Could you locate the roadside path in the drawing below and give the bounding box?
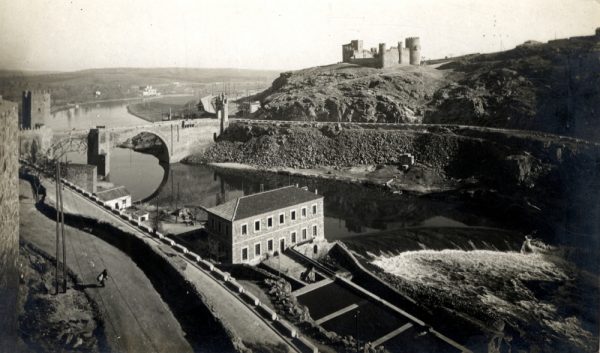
[31,174,299,352]
[19,179,193,353]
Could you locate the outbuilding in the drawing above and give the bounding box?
[95,186,132,210]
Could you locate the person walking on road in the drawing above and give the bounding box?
[97,269,108,287]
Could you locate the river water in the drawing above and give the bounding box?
[49,101,514,242]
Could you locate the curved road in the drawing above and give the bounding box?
[19,179,193,353]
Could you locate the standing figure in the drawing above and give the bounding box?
[97,269,108,287]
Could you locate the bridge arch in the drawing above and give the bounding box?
[119,129,172,164]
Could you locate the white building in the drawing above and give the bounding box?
[141,86,159,97]
[96,186,132,210]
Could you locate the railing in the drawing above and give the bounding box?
[20,158,315,353]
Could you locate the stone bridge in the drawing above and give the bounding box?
[87,119,222,176]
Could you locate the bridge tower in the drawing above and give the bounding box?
[216,93,229,135]
[22,90,50,129]
[87,127,110,177]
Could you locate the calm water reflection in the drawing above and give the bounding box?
[47,101,508,240]
[50,100,148,130]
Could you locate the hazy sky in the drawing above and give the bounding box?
[1,0,598,72]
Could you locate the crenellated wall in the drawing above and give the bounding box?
[342,37,421,68]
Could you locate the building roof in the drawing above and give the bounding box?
[131,209,149,217]
[206,186,322,221]
[96,186,130,201]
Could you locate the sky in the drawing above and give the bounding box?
[1,0,599,72]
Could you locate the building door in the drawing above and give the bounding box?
[280,238,285,252]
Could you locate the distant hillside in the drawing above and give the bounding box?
[253,32,600,141]
[0,67,279,108]
[425,34,600,140]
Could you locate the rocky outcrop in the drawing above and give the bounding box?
[253,64,448,124]
[425,36,600,140]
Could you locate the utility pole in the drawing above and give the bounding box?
[54,162,60,295]
[59,158,67,292]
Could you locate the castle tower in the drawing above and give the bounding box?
[21,90,50,129]
[405,37,421,65]
[351,40,363,52]
[87,127,111,177]
[216,93,229,135]
[378,43,387,68]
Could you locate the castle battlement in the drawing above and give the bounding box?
[342,37,421,69]
[22,89,51,129]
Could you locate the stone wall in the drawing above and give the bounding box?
[63,163,97,193]
[0,97,19,351]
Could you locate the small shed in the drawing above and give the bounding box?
[132,209,149,222]
[96,186,132,210]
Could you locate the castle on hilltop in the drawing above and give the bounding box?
[342,37,421,68]
[21,90,50,129]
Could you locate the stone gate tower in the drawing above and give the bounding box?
[87,127,111,177]
[22,90,50,129]
[215,93,229,135]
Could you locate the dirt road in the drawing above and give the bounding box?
[19,179,193,353]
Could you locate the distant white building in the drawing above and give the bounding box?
[141,86,159,97]
[95,186,132,210]
[249,101,261,113]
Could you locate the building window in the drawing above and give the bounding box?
[242,247,248,261]
[291,210,296,221]
[226,225,230,235]
[241,224,248,235]
[279,213,285,225]
[313,225,317,237]
[267,239,273,252]
[254,220,261,232]
[210,218,214,229]
[218,222,222,233]
[255,243,261,256]
[302,228,307,240]
[267,216,273,228]
[301,207,307,218]
[312,204,317,215]
[291,231,297,244]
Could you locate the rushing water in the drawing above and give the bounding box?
[48,100,516,241]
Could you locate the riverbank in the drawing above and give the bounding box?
[204,162,461,194]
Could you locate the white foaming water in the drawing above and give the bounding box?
[372,248,568,283]
[371,247,597,352]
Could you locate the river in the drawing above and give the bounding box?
[49,100,516,242]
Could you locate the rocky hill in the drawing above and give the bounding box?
[253,31,600,141]
[254,63,451,124]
